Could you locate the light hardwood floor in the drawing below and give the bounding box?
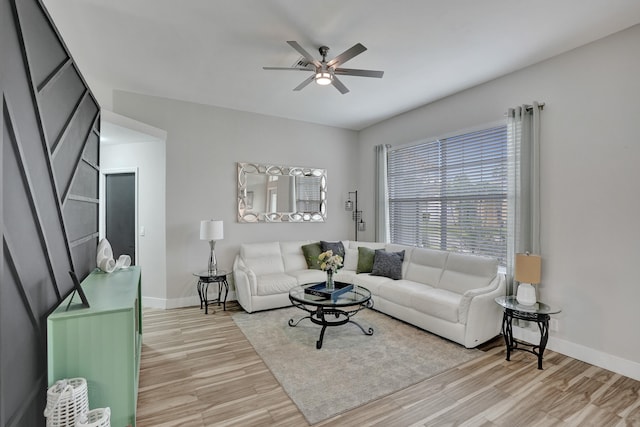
[136,302,640,427]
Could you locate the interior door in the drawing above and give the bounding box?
[105,172,136,263]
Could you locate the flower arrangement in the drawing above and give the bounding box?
[318,250,343,273]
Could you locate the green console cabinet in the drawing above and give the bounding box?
[47,266,142,427]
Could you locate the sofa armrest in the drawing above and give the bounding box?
[458,274,506,324]
[460,273,506,347]
[233,255,258,313]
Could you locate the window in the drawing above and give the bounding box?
[387,125,508,264]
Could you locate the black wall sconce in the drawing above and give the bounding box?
[345,190,365,241]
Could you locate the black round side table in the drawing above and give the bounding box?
[495,295,561,369]
[194,270,229,314]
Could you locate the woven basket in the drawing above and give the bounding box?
[75,407,110,427]
[44,378,89,427]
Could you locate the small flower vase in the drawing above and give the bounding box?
[326,270,334,290]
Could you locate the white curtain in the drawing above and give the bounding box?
[375,144,391,243]
[506,102,542,294]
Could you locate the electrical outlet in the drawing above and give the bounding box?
[549,318,559,332]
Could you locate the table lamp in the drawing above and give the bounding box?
[200,220,224,275]
[515,252,541,305]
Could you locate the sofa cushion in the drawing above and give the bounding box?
[354,273,395,295]
[320,240,345,258]
[356,246,376,273]
[405,247,449,286]
[281,241,312,272]
[301,242,323,270]
[410,288,462,323]
[288,269,326,286]
[255,273,298,296]
[377,280,432,307]
[371,249,405,280]
[240,242,285,275]
[342,247,359,271]
[438,253,498,294]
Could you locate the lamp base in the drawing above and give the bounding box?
[208,240,218,276]
[516,283,537,305]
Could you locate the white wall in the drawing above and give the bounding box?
[104,24,640,379]
[359,24,640,379]
[100,113,167,308]
[111,93,359,306]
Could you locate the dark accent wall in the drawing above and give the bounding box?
[1,0,100,425]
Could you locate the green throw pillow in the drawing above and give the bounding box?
[302,242,323,270]
[356,246,376,273]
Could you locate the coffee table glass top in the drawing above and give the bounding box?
[289,283,371,307]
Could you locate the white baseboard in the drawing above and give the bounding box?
[141,296,172,309]
[142,292,237,310]
[513,326,640,381]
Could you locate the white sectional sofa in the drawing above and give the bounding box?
[233,240,506,348]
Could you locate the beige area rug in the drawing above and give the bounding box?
[232,307,481,424]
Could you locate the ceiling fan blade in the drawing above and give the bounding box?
[263,66,314,72]
[331,76,350,94]
[327,43,367,68]
[293,75,315,91]
[334,68,384,78]
[287,41,322,68]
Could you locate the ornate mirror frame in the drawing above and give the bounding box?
[237,162,327,223]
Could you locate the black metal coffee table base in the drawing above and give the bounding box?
[289,298,374,349]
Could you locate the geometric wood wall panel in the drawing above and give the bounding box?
[1,0,100,425]
[10,0,67,91]
[63,199,99,243]
[52,96,98,200]
[40,64,86,151]
[84,128,99,166]
[70,160,99,199]
[71,236,99,280]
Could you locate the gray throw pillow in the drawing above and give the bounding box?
[356,246,376,274]
[301,242,323,269]
[371,249,405,280]
[320,241,345,258]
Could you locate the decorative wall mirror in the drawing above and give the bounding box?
[237,162,327,222]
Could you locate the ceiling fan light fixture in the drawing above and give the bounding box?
[263,41,383,94]
[315,71,332,86]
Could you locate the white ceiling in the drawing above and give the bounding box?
[43,0,640,131]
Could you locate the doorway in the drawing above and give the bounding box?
[101,169,138,264]
[100,110,167,308]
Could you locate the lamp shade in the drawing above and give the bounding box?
[200,220,224,241]
[345,200,353,211]
[515,253,541,284]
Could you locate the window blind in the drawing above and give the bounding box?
[388,125,508,264]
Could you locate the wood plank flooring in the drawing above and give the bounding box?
[136,303,640,426]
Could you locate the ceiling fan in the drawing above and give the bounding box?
[263,41,384,94]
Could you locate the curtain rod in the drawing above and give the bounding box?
[504,102,545,116]
[525,102,545,111]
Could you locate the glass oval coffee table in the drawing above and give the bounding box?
[289,282,374,349]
